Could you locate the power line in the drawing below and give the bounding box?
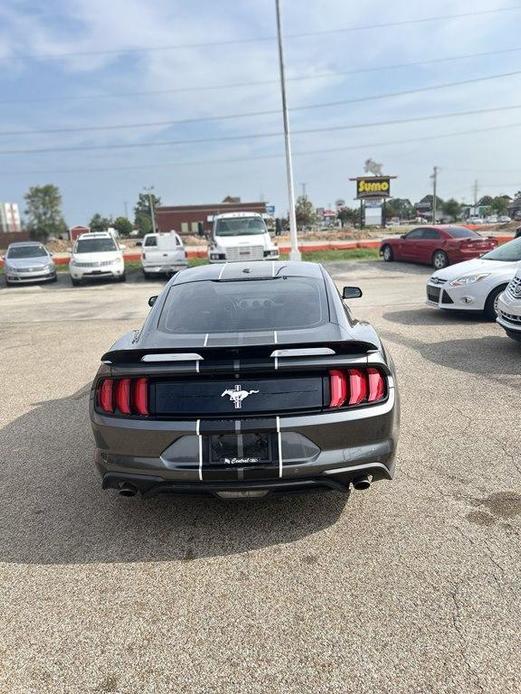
[3,71,521,139]
[5,119,521,174]
[4,6,520,61]
[3,44,521,106]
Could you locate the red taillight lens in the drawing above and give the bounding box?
[329,370,347,408]
[99,378,114,413]
[329,368,386,408]
[367,367,385,402]
[348,368,368,405]
[97,377,149,416]
[115,378,131,415]
[134,377,149,416]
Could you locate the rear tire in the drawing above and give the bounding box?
[432,250,449,269]
[484,284,507,321]
[382,245,394,262]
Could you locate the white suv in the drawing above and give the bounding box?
[208,212,279,263]
[69,232,125,286]
[496,268,521,342]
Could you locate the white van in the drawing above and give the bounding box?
[496,268,521,342]
[208,212,279,263]
[141,231,188,278]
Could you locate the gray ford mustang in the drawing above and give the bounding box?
[90,261,399,499]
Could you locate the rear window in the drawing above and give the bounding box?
[445,226,481,239]
[158,277,328,333]
[144,236,158,247]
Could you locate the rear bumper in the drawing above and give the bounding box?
[91,388,399,496]
[142,262,188,273]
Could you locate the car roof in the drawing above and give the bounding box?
[214,212,263,220]
[171,260,323,285]
[78,231,113,238]
[7,241,45,248]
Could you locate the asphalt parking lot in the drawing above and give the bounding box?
[1,260,520,694]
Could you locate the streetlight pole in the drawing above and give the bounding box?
[144,186,157,234]
[431,166,439,223]
[275,0,301,261]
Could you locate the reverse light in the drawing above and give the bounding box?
[329,368,386,408]
[97,377,149,416]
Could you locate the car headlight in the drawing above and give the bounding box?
[449,273,491,287]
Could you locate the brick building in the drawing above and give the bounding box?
[155,198,267,235]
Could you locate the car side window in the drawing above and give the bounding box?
[422,228,441,240]
[405,228,424,240]
[144,237,158,247]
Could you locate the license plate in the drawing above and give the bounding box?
[209,433,272,465]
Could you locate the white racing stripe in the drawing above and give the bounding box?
[203,333,209,347]
[218,263,227,280]
[276,416,283,478]
[273,330,278,370]
[196,420,203,481]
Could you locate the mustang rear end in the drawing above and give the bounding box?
[90,261,399,499]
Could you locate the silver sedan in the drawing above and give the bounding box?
[2,241,57,286]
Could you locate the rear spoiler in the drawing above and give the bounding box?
[101,340,380,366]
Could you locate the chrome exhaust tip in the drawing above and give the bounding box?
[352,475,372,491]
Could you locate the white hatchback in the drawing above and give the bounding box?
[426,236,521,319]
[69,232,125,286]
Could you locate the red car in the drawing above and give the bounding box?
[380,225,497,270]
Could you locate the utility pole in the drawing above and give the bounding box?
[431,166,439,223]
[275,0,301,261]
[301,182,307,199]
[473,180,479,207]
[124,201,128,219]
[144,186,157,234]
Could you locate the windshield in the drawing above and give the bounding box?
[481,236,521,262]
[158,277,328,333]
[76,238,117,253]
[7,245,47,259]
[446,226,481,239]
[215,217,266,237]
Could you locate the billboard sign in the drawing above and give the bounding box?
[356,177,391,199]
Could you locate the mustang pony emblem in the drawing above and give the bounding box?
[221,384,260,409]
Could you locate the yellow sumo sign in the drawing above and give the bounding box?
[356,177,391,198]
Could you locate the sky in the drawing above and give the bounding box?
[1,0,521,224]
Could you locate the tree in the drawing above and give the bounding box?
[385,198,414,219]
[134,192,161,236]
[24,184,67,242]
[478,195,494,207]
[295,195,316,227]
[491,196,509,215]
[89,213,113,232]
[337,206,359,227]
[442,198,461,220]
[113,216,133,237]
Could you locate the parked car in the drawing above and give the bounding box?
[467,216,484,224]
[208,212,279,263]
[2,241,56,286]
[485,215,498,224]
[498,215,511,223]
[90,261,399,499]
[380,225,497,270]
[141,231,188,279]
[69,231,125,286]
[426,235,521,319]
[496,269,521,341]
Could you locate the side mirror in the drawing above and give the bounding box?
[49,252,54,257]
[135,240,142,247]
[148,295,158,307]
[400,234,406,239]
[342,286,362,299]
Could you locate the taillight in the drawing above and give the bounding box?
[328,368,386,408]
[97,377,149,416]
[99,378,114,413]
[329,370,347,408]
[134,377,149,416]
